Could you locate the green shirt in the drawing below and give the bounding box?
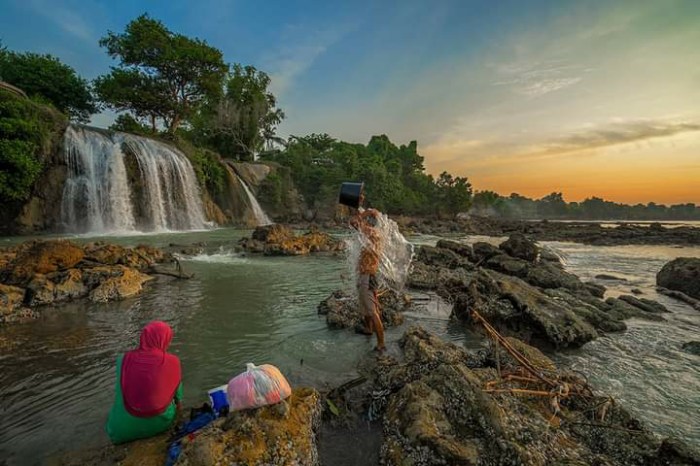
[105,354,183,444]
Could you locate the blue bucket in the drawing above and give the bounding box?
[207,385,229,413]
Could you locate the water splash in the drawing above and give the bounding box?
[236,173,272,226]
[61,125,209,233]
[345,209,414,293]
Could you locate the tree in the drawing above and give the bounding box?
[192,64,284,160]
[0,48,97,122]
[435,172,473,218]
[95,14,228,133]
[109,113,154,135]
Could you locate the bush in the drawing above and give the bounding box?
[0,90,66,201]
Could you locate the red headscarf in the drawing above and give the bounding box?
[121,321,182,417]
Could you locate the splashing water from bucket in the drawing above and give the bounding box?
[345,210,414,294]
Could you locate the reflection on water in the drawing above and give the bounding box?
[0,229,464,465]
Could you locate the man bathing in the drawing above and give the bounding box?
[350,202,385,352]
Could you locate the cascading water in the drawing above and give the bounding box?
[60,125,209,233]
[236,173,272,226]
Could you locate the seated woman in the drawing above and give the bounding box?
[106,321,183,444]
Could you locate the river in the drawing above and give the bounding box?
[0,229,699,464]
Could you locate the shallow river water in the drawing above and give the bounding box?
[0,229,699,464]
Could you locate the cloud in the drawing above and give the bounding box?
[493,60,586,97]
[264,22,357,98]
[25,0,93,42]
[540,119,700,154]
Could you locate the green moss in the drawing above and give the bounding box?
[175,138,227,197]
[0,89,67,202]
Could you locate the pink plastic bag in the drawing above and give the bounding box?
[227,363,292,411]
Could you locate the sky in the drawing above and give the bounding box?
[2,0,699,204]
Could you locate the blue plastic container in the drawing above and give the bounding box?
[207,385,229,413]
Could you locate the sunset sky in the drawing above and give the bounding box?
[2,0,699,204]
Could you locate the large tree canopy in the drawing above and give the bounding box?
[191,64,285,160]
[94,14,228,133]
[0,47,97,122]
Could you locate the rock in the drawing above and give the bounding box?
[631,288,643,295]
[605,297,665,322]
[681,341,700,356]
[373,326,700,466]
[407,262,474,292]
[584,281,606,298]
[618,295,668,314]
[414,245,465,269]
[657,258,700,300]
[485,254,529,277]
[25,275,57,306]
[5,240,84,285]
[178,388,321,466]
[83,243,167,269]
[452,269,599,349]
[499,233,539,261]
[434,239,475,261]
[524,261,587,292]
[539,247,563,268]
[88,266,153,303]
[595,273,628,282]
[656,287,700,311]
[0,283,37,323]
[243,225,343,256]
[317,289,408,330]
[472,242,501,262]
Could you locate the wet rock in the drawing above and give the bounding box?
[595,273,628,281]
[406,262,474,292]
[374,326,700,466]
[584,281,607,298]
[485,254,529,277]
[0,283,37,323]
[499,233,539,261]
[243,225,343,256]
[631,288,644,295]
[317,289,408,330]
[472,242,501,262]
[657,258,700,300]
[605,297,665,322]
[539,247,563,268]
[452,269,599,349]
[681,341,700,356]
[88,266,153,303]
[4,240,84,285]
[657,287,700,311]
[618,294,668,314]
[434,239,475,261]
[178,388,321,466]
[414,245,466,269]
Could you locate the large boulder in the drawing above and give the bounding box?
[499,233,539,262]
[317,289,408,330]
[657,258,700,300]
[177,388,322,466]
[5,240,84,285]
[88,266,154,303]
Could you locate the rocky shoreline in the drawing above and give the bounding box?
[395,215,700,246]
[0,239,179,324]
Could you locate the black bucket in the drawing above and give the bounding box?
[338,182,364,209]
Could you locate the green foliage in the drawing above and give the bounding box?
[191,64,285,161]
[470,191,700,220]
[262,133,471,217]
[0,90,65,201]
[0,48,97,122]
[95,14,228,133]
[179,142,227,196]
[109,114,154,136]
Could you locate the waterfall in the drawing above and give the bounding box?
[235,173,272,226]
[61,125,209,233]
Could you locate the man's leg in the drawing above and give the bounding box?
[371,290,385,350]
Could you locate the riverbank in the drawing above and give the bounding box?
[2,227,700,464]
